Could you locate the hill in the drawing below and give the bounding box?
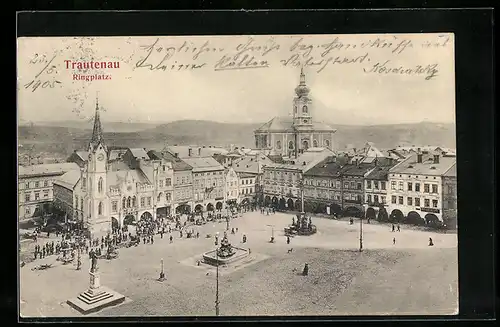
[18,120,456,158]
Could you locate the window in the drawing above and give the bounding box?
[344,182,349,189]
[415,197,420,207]
[98,202,103,215]
[166,193,171,201]
[166,178,172,186]
[374,195,379,203]
[25,207,30,214]
[324,139,330,147]
[147,197,152,206]
[140,197,145,207]
[381,182,386,190]
[43,190,49,198]
[367,180,372,189]
[391,181,396,190]
[407,197,413,206]
[408,182,413,191]
[98,177,103,193]
[25,193,30,202]
[159,180,164,188]
[313,139,318,147]
[25,182,30,189]
[415,183,420,192]
[82,178,86,188]
[432,199,438,208]
[127,197,131,208]
[381,196,386,204]
[367,195,372,203]
[132,196,136,207]
[182,177,186,184]
[112,201,117,212]
[44,180,48,187]
[276,140,282,149]
[432,184,438,193]
[350,181,356,189]
[424,184,430,193]
[398,196,404,205]
[302,105,308,113]
[391,196,396,204]
[122,197,126,208]
[34,181,39,188]
[34,192,40,200]
[157,193,162,201]
[398,182,404,190]
[81,199,83,210]
[374,181,379,190]
[357,182,362,190]
[424,199,430,207]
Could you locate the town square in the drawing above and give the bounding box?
[20,210,457,317]
[17,34,458,317]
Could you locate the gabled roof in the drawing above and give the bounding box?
[53,169,81,190]
[19,162,80,178]
[73,151,89,161]
[304,156,344,177]
[166,145,228,159]
[340,163,375,177]
[266,148,335,172]
[365,165,393,180]
[107,169,150,188]
[232,154,274,175]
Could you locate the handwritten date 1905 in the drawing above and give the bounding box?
[24,55,62,92]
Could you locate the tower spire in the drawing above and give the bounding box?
[90,93,105,151]
[300,66,306,85]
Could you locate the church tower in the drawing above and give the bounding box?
[292,68,313,127]
[86,96,110,236]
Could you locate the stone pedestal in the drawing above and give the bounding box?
[67,271,126,315]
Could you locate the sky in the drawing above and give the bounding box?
[17,34,455,125]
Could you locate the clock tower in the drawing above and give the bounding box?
[85,96,110,236]
[292,67,313,127]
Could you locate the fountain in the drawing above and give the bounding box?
[284,213,317,236]
[203,233,249,266]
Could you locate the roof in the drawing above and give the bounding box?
[19,162,80,178]
[265,148,335,172]
[389,152,456,176]
[108,149,128,161]
[237,172,256,179]
[304,157,344,177]
[254,116,336,133]
[340,163,375,177]
[108,160,130,171]
[166,145,228,159]
[232,154,274,175]
[107,169,150,188]
[128,148,149,160]
[74,151,89,161]
[147,150,192,171]
[182,157,224,172]
[53,170,81,190]
[443,162,457,177]
[365,165,393,180]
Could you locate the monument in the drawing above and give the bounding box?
[203,232,249,266]
[67,251,126,314]
[284,213,317,236]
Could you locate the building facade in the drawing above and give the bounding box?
[262,148,335,211]
[387,151,456,224]
[18,162,80,220]
[441,163,457,229]
[363,165,391,220]
[225,167,239,204]
[254,68,337,157]
[237,172,256,206]
[183,157,226,214]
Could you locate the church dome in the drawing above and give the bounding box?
[294,68,310,97]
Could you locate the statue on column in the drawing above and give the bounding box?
[90,250,99,273]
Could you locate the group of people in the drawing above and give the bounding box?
[260,207,276,215]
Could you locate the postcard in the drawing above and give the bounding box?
[17,33,457,317]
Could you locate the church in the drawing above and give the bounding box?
[254,68,337,158]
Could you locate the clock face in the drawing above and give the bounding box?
[97,154,104,161]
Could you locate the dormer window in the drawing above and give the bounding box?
[302,105,308,113]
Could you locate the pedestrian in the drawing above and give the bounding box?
[151,235,154,244]
[287,236,290,245]
[33,250,37,260]
[397,224,401,232]
[428,237,434,246]
[160,231,164,239]
[169,235,173,243]
[302,263,309,276]
[242,234,247,243]
[392,224,395,232]
[42,247,46,258]
[180,231,183,238]
[393,237,396,245]
[196,231,200,239]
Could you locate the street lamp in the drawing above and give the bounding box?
[298,179,305,214]
[359,213,363,252]
[215,247,220,316]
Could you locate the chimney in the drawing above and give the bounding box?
[174,153,178,158]
[198,148,201,156]
[188,148,192,157]
[433,154,440,164]
[417,153,423,163]
[303,161,306,166]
